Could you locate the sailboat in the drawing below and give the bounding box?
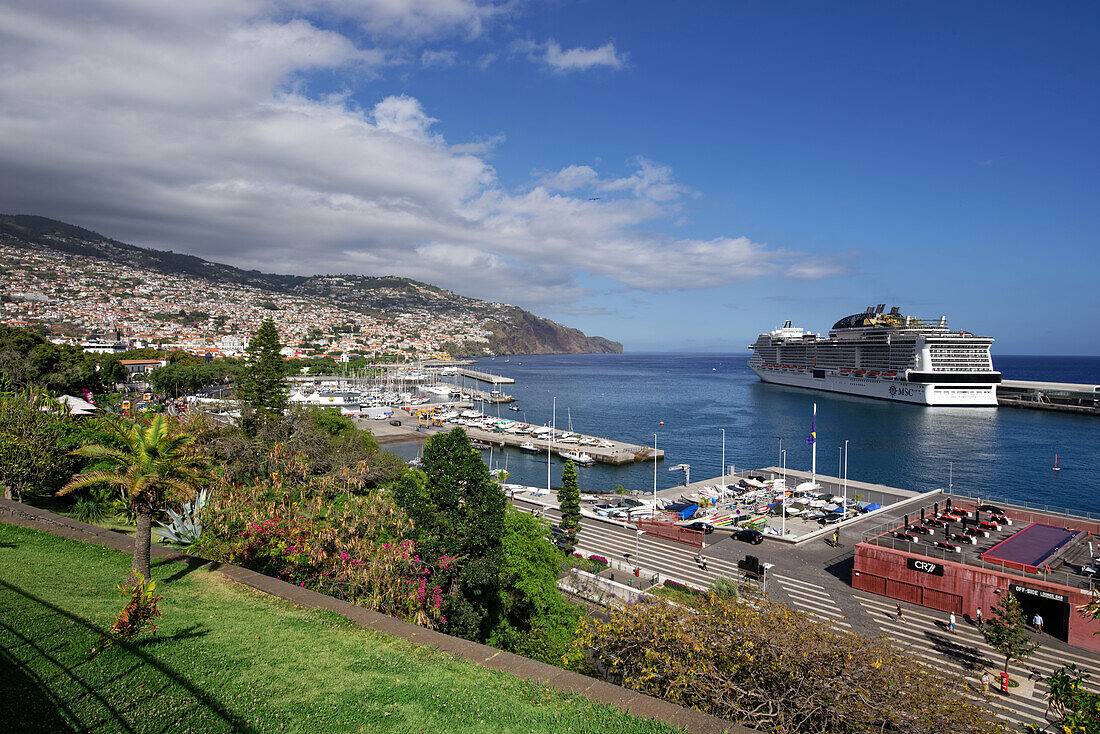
[1053,454,1061,472]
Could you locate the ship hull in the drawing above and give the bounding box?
[750,366,997,406]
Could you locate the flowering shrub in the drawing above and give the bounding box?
[588,554,608,565]
[193,463,447,627]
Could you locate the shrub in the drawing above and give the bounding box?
[104,572,162,648]
[567,590,1006,734]
[193,474,445,627]
[73,496,110,524]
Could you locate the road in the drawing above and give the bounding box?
[517,496,1100,731]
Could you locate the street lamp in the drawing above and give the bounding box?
[720,428,726,486]
[778,437,783,477]
[949,461,953,492]
[843,439,849,514]
[653,433,658,509]
[781,448,787,536]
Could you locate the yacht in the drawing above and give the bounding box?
[747,305,1000,406]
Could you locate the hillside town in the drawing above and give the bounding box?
[0,243,495,360]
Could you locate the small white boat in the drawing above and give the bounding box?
[559,450,595,466]
[519,441,540,454]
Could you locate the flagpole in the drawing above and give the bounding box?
[811,403,817,486]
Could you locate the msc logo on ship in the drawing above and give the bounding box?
[889,384,914,397]
[889,384,897,396]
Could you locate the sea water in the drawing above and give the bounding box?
[387,354,1100,515]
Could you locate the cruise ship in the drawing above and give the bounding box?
[747,305,1000,406]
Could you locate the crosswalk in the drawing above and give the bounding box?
[855,594,1100,729]
[519,497,1100,730]
[770,573,852,630]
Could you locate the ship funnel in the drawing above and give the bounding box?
[783,320,792,328]
[939,315,947,327]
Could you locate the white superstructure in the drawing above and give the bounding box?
[747,305,1000,406]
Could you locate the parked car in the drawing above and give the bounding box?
[389,419,402,426]
[733,529,764,545]
[683,521,715,534]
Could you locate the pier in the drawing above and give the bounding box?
[453,385,514,404]
[455,368,514,384]
[459,425,662,465]
[997,379,1100,415]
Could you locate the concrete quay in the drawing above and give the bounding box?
[458,424,663,465]
[455,367,514,384]
[359,407,664,464]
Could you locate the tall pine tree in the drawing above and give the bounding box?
[393,427,506,641]
[558,459,580,552]
[237,319,287,424]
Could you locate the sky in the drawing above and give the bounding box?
[0,1,1097,354]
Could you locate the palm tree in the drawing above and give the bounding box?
[59,415,204,580]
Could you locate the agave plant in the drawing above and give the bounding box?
[155,488,208,546]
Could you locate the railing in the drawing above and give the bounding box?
[860,493,1100,593]
[636,519,705,548]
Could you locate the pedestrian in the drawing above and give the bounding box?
[701,556,709,571]
[981,670,991,694]
[1033,613,1044,634]
[975,607,983,627]
[949,612,957,634]
[832,528,840,547]
[895,603,903,622]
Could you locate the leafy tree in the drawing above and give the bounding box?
[1038,663,1100,731]
[0,393,77,500]
[0,325,102,394]
[59,416,205,580]
[393,427,505,641]
[490,510,580,664]
[236,319,287,424]
[981,591,1040,675]
[558,460,580,552]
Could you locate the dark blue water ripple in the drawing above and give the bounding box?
[389,354,1100,514]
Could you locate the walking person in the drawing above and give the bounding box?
[895,603,904,622]
[701,556,709,571]
[975,607,984,628]
[981,670,991,695]
[832,528,840,548]
[949,612,957,634]
[1033,613,1044,634]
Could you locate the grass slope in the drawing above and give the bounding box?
[0,523,681,734]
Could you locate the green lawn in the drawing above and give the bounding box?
[0,522,683,734]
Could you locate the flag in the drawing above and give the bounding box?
[806,407,816,445]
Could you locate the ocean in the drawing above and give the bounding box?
[386,354,1100,515]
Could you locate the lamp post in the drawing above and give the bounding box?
[781,448,787,536]
[838,447,843,495]
[720,428,726,486]
[843,439,849,514]
[547,396,555,493]
[777,437,783,479]
[653,433,658,509]
[949,461,953,493]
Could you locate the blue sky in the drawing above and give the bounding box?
[0,1,1096,353]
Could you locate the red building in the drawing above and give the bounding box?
[853,498,1100,651]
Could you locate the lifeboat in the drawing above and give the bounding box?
[839,368,852,374]
[867,371,880,377]
[853,370,866,376]
[882,371,896,377]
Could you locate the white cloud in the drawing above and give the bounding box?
[0,1,842,311]
[515,38,627,73]
[421,49,458,67]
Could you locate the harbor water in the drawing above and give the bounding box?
[386,353,1100,514]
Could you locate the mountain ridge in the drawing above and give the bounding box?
[0,214,622,356]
